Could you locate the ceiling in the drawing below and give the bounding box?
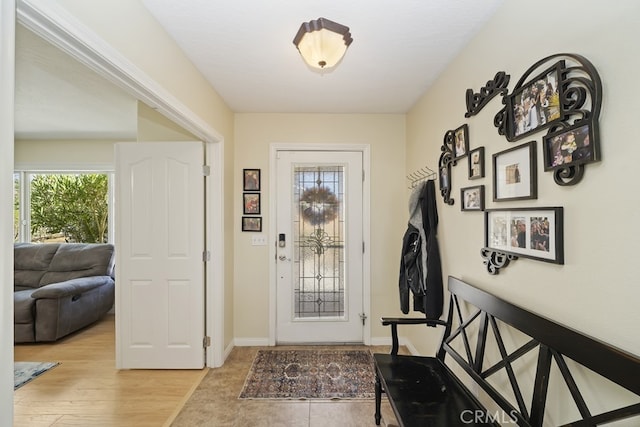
[14,0,504,140]
[141,0,504,113]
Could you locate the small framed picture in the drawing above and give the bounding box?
[468,147,485,180]
[453,124,469,160]
[243,193,261,214]
[243,168,260,191]
[492,141,537,202]
[484,207,563,264]
[460,185,485,211]
[542,122,598,171]
[242,216,262,232]
[439,166,450,192]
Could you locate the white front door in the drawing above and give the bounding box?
[115,141,205,369]
[276,150,364,343]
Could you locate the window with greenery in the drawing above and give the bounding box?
[14,172,112,244]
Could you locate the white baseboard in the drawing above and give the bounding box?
[234,337,271,347]
[222,341,234,363]
[231,336,420,356]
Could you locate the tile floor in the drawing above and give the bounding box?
[171,345,400,427]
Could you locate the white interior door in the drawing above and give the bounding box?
[115,141,205,369]
[276,150,364,343]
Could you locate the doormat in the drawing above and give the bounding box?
[14,361,59,390]
[238,349,375,400]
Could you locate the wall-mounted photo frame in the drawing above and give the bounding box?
[492,141,537,202]
[542,122,598,171]
[243,192,261,214]
[506,62,563,141]
[242,216,262,232]
[453,124,469,160]
[468,147,485,180]
[460,185,484,212]
[438,163,454,205]
[243,168,261,191]
[484,207,563,264]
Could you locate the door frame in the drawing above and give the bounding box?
[15,0,226,368]
[269,144,371,346]
[1,1,16,424]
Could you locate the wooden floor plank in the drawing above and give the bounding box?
[14,314,205,426]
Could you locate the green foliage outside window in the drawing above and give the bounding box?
[30,174,108,243]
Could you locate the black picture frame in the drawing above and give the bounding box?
[243,168,260,191]
[242,216,262,232]
[484,207,564,265]
[438,164,452,199]
[453,124,469,160]
[542,122,598,171]
[460,185,485,212]
[506,62,564,142]
[468,147,485,180]
[492,141,537,202]
[243,192,260,215]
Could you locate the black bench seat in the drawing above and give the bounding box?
[374,353,499,426]
[374,276,640,427]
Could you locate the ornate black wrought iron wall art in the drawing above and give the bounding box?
[493,53,602,186]
[438,129,457,205]
[465,71,510,117]
[480,248,517,275]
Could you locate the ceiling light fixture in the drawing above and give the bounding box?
[293,17,353,70]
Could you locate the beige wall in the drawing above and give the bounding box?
[15,139,117,166]
[137,102,199,142]
[406,0,640,422]
[233,113,406,341]
[15,103,202,168]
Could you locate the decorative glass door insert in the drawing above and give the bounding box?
[293,166,345,319]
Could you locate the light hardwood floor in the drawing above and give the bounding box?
[14,313,207,426]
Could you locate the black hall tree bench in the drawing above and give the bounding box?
[374,276,640,426]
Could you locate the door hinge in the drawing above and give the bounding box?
[359,313,368,326]
[202,165,211,176]
[362,169,365,182]
[203,250,211,262]
[203,336,211,348]
[362,241,365,254]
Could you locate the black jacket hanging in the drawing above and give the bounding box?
[399,223,422,314]
[420,179,444,319]
[398,179,443,320]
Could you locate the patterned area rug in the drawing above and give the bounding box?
[14,361,59,390]
[239,349,375,400]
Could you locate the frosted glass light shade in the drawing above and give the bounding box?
[293,18,352,70]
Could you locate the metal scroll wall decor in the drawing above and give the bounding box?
[493,53,602,186]
[438,129,457,205]
[465,71,510,117]
[480,249,518,275]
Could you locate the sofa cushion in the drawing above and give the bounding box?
[14,243,60,289]
[39,243,115,286]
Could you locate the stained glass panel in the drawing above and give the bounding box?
[292,166,345,319]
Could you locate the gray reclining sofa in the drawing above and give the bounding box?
[14,242,115,343]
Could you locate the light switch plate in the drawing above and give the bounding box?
[251,235,268,246]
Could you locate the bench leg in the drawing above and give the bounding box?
[375,374,382,425]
